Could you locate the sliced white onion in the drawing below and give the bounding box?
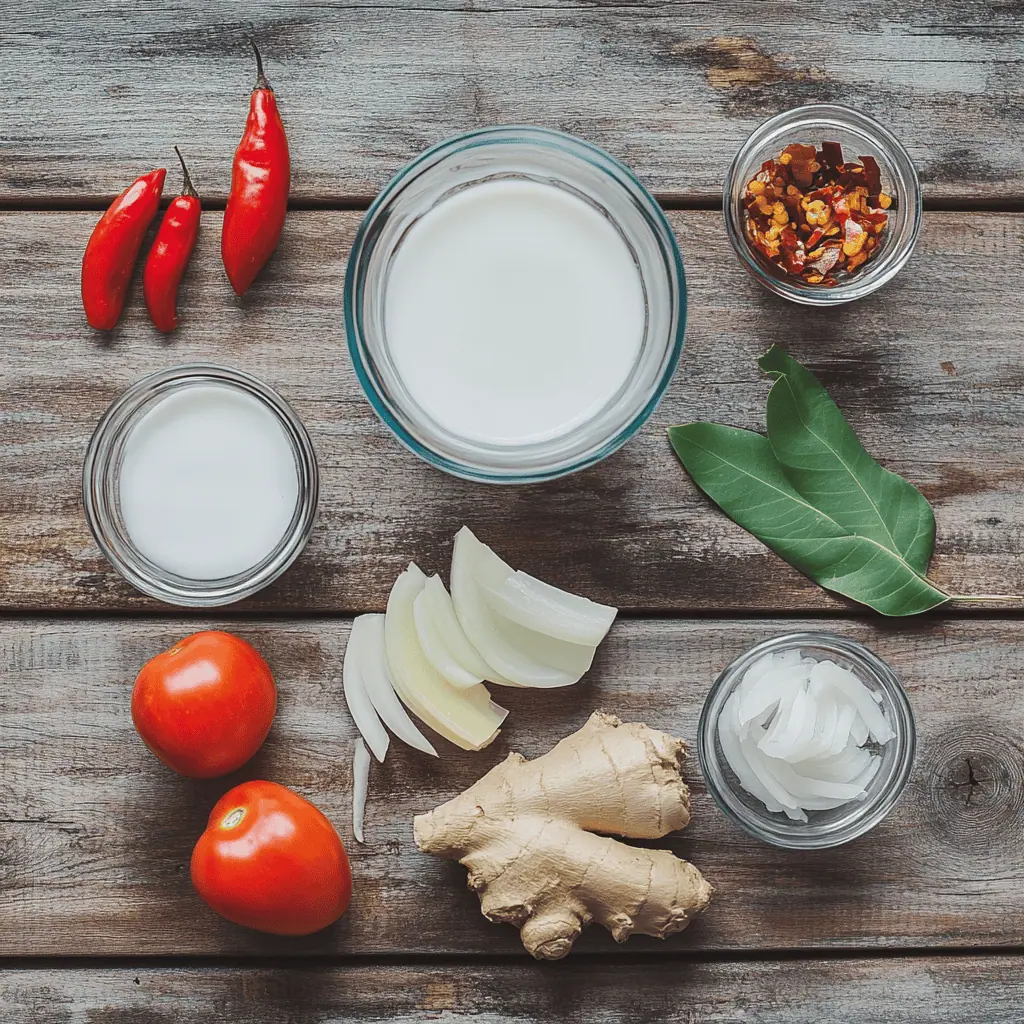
[738,666,801,727]
[385,562,507,751]
[418,573,499,683]
[742,732,807,821]
[450,528,577,688]
[764,756,868,801]
[719,693,789,815]
[760,687,798,747]
[352,738,370,844]
[356,614,437,757]
[825,703,857,758]
[484,570,617,647]
[810,660,895,743]
[773,649,803,669]
[342,618,390,763]
[414,584,482,689]
[717,648,896,820]
[739,652,777,691]
[850,715,870,747]
[793,697,839,761]
[790,792,860,811]
[759,685,815,760]
[498,618,596,679]
[849,752,883,795]
[792,744,872,784]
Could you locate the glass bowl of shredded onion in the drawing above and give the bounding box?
[697,633,916,849]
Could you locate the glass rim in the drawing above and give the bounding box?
[82,364,320,607]
[344,125,687,484]
[723,103,922,307]
[697,631,917,850]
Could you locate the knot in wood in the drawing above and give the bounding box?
[923,723,1024,862]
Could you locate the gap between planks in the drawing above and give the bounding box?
[2,944,1022,971]
[4,196,1024,213]
[5,607,1024,623]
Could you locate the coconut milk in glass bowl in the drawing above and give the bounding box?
[83,365,319,607]
[345,126,687,483]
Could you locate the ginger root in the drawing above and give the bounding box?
[413,711,712,959]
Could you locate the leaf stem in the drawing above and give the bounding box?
[923,577,1024,603]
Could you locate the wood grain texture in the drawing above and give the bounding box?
[2,209,1022,615]
[4,2,1023,203]
[4,957,1024,1023]
[2,617,1021,956]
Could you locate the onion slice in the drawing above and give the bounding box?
[352,738,370,844]
[385,562,507,751]
[498,618,597,679]
[484,570,617,647]
[418,573,502,683]
[342,618,390,763]
[356,614,437,757]
[414,582,483,689]
[450,528,577,688]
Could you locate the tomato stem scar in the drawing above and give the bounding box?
[221,808,246,829]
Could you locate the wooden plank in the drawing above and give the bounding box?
[4,3,1023,203]
[4,957,1023,1023]
[2,617,1021,956]
[1,209,1022,615]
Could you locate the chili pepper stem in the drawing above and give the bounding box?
[250,39,271,91]
[174,146,198,198]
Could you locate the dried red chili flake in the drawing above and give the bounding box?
[859,155,883,196]
[742,139,893,286]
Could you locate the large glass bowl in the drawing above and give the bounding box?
[345,126,686,484]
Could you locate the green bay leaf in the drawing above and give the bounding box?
[668,422,948,616]
[759,345,936,575]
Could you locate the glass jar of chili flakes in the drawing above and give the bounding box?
[724,105,921,306]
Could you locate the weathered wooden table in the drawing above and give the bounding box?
[3,4,1023,1021]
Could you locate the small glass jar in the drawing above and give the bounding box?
[82,365,319,607]
[697,632,916,849]
[724,104,921,306]
[345,126,687,484]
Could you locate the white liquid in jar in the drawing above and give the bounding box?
[118,385,300,580]
[384,179,646,445]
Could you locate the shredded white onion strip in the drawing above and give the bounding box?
[352,739,370,844]
[342,618,390,763]
[355,614,438,757]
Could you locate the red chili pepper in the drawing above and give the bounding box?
[143,147,202,333]
[222,41,290,297]
[81,168,166,330]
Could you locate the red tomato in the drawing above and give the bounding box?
[131,631,276,778]
[191,780,352,935]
